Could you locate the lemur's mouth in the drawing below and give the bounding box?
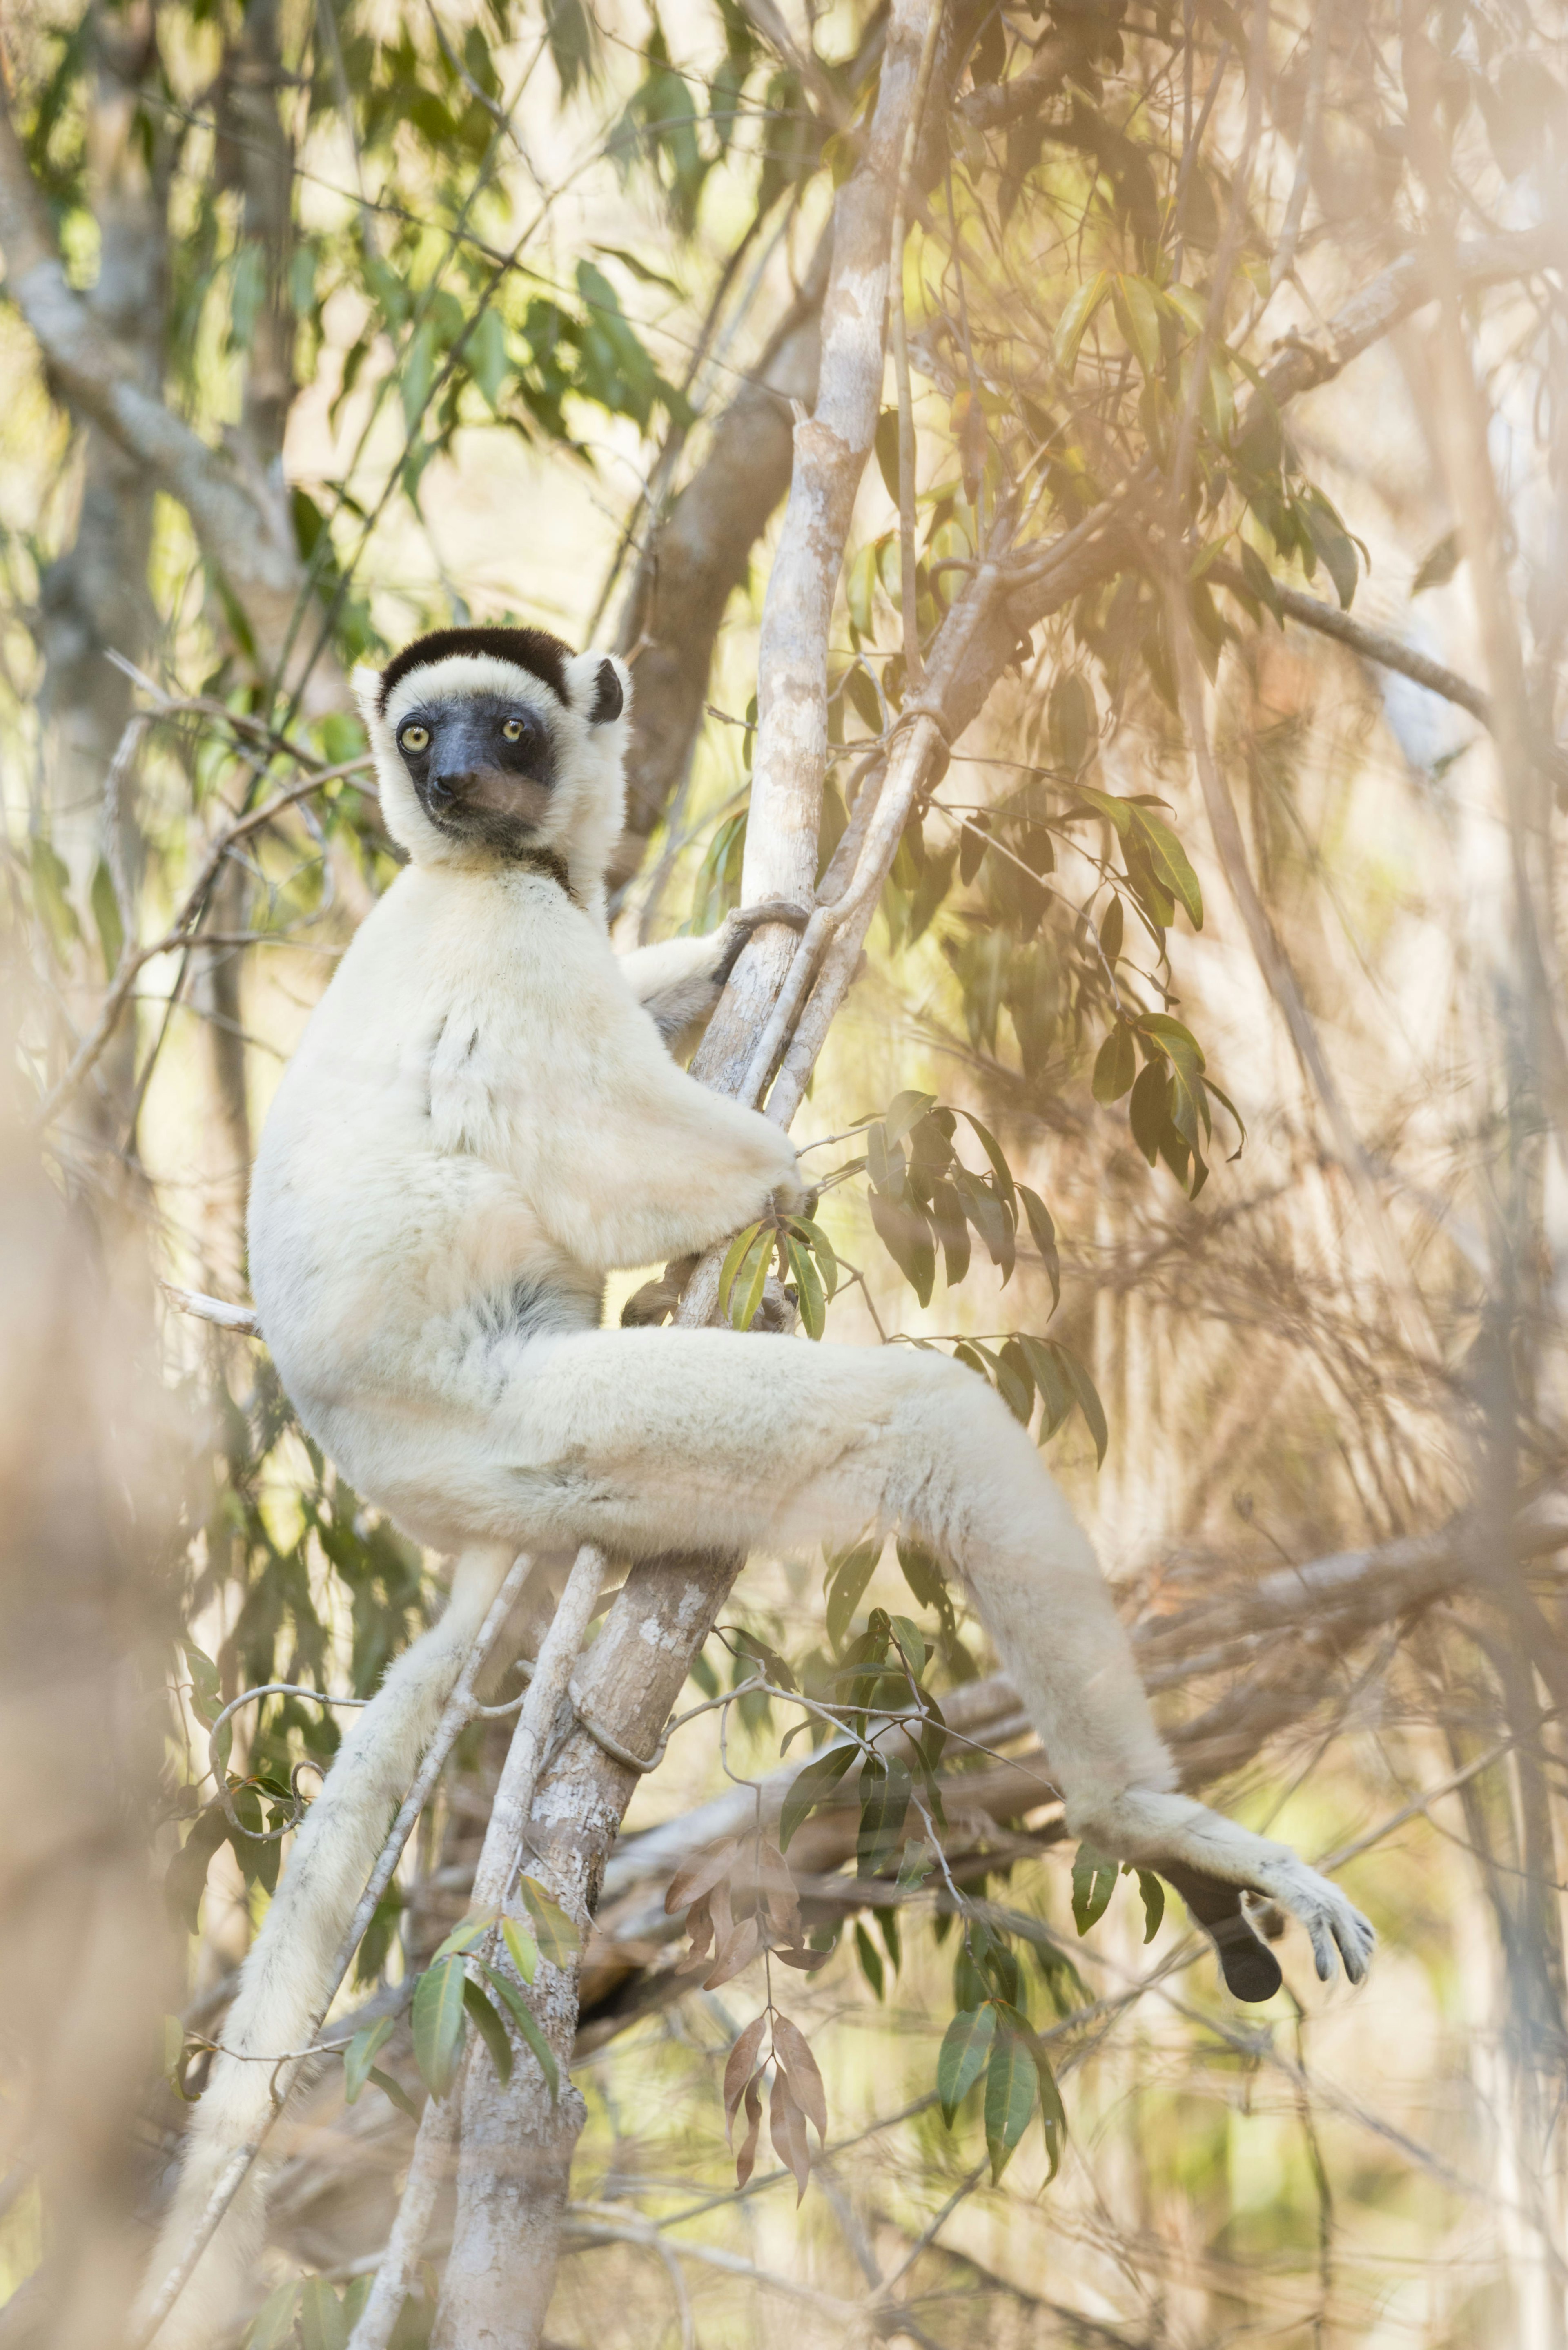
[425,767,555,835]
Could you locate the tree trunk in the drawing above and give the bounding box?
[33,0,167,1136]
[428,6,969,2337]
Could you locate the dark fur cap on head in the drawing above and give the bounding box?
[373,625,624,727]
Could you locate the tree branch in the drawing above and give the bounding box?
[0,78,327,694]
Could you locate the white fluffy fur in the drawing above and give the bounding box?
[140,635,1372,2343]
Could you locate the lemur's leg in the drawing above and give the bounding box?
[432,1326,1371,1988]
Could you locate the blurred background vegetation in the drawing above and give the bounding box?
[3,0,1568,2341]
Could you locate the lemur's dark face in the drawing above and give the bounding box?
[393,691,557,856]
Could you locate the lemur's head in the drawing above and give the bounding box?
[353,625,632,919]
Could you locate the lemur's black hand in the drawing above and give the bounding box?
[1157,1861,1284,2003]
[714,898,811,985]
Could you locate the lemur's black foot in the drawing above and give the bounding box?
[1159,1862,1283,2002]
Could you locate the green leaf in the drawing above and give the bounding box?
[502,1915,539,1985]
[930,1178,970,1287]
[1060,1349,1109,1467]
[429,1911,497,1964]
[984,2029,1037,2183]
[957,1111,1016,1207]
[89,858,123,976]
[1017,1336,1071,1438]
[786,1235,826,1340]
[718,1220,766,1321]
[1111,272,1162,375]
[937,2001,997,2125]
[1047,671,1096,773]
[412,1955,468,2098]
[1016,1186,1060,1313]
[997,2004,1067,2180]
[1128,806,1203,929]
[870,1189,935,1307]
[1129,1059,1169,1164]
[1072,1843,1118,1935]
[368,2066,419,2120]
[467,305,509,410]
[826,1540,881,1652]
[1301,491,1359,609]
[884,1089,937,1149]
[344,2014,394,2103]
[779,1742,856,1851]
[875,408,901,504]
[518,1877,581,1969]
[854,1919,886,1999]
[1239,537,1283,623]
[481,1964,560,2101]
[298,2277,349,2350]
[181,1639,222,1726]
[400,317,437,435]
[788,1215,839,1299]
[247,2282,301,2350]
[1093,1025,1136,1103]
[856,1754,913,1878]
[462,1978,513,2084]
[1033,2038,1067,2180]
[889,1614,927,1680]
[1132,1866,1165,1943]
[896,1536,952,1619]
[1054,270,1109,375]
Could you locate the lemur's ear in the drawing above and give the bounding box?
[566,649,631,727]
[351,663,383,726]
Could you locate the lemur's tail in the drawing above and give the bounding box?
[137,1543,519,2350]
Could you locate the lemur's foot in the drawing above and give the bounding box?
[1071,1788,1374,1996]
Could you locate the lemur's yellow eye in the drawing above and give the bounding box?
[502,718,523,741]
[400,722,430,754]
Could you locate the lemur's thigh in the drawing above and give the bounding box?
[448,1325,1172,1804]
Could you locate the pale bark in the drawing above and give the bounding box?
[350,1547,606,2350]
[694,0,957,1097]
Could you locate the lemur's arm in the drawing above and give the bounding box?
[503,934,806,1271]
[619,901,807,1046]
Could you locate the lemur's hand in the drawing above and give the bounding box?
[769,1173,812,1222]
[1070,1787,1374,1999]
[714,897,811,987]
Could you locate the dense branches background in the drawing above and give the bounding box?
[4,0,1568,2342]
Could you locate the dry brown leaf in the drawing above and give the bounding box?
[735,2076,764,2188]
[771,2013,827,2140]
[769,2065,812,2204]
[723,2014,767,2137]
[708,1873,734,1949]
[772,1943,834,1971]
[664,1837,741,1916]
[702,1912,761,1989]
[678,1892,715,1969]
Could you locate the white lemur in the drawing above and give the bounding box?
[142,624,1372,2343]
